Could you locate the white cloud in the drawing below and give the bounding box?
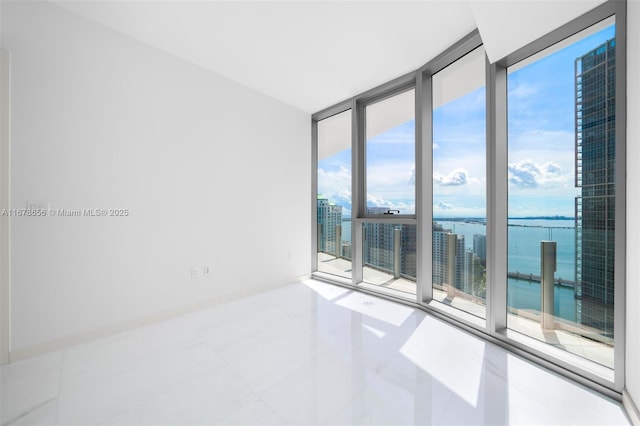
[508,159,568,189]
[320,163,416,214]
[318,166,350,194]
[366,193,414,214]
[318,166,353,215]
[367,162,415,200]
[508,160,539,188]
[434,168,469,186]
[366,193,388,208]
[435,201,453,210]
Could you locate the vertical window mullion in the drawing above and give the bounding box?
[311,119,319,273]
[487,61,508,334]
[353,99,364,285]
[613,1,626,391]
[417,71,433,303]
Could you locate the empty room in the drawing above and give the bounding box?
[1,0,639,424]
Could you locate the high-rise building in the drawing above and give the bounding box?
[473,234,487,265]
[363,222,416,278]
[317,197,343,255]
[362,207,417,278]
[363,222,395,271]
[432,222,465,290]
[400,225,417,277]
[464,250,484,297]
[454,236,466,290]
[574,38,616,337]
[432,222,451,287]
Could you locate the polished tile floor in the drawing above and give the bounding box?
[0,279,631,425]
[319,252,615,369]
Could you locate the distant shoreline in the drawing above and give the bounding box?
[431,216,574,221]
[341,216,576,224]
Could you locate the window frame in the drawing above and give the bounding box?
[416,30,487,327]
[311,0,626,398]
[359,83,417,220]
[492,1,626,393]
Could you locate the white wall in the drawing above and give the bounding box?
[0,1,310,358]
[0,48,11,364]
[626,0,640,418]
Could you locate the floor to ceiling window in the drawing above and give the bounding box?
[431,46,487,320]
[312,0,624,394]
[316,109,352,280]
[361,88,417,295]
[506,18,616,369]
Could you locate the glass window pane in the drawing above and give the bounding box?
[317,110,352,279]
[432,46,487,320]
[362,223,416,296]
[365,89,415,215]
[507,19,615,368]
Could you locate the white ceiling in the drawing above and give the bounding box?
[471,0,607,63]
[52,0,607,114]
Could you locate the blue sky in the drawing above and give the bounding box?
[507,23,615,217]
[318,23,615,218]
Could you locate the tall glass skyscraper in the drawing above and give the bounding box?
[317,197,342,255]
[575,38,616,338]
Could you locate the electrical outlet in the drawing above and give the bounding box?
[191,267,200,278]
[203,265,212,276]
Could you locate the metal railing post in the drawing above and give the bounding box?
[541,241,557,329]
[447,233,458,298]
[394,227,401,279]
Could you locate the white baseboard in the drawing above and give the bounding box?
[8,274,310,363]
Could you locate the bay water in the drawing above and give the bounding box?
[340,218,578,321]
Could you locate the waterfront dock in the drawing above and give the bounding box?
[507,271,575,287]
